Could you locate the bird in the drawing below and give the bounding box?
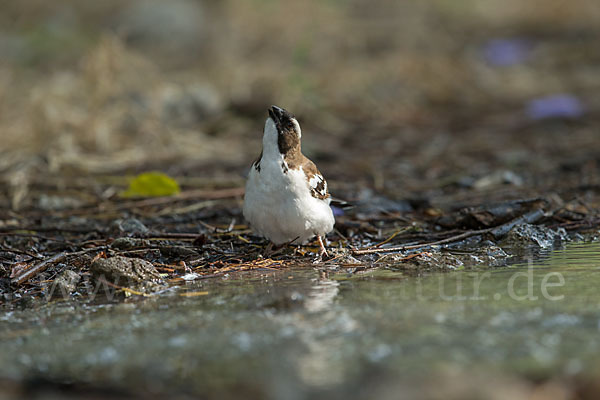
[243,105,335,257]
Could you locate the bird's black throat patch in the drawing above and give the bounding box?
[253,151,262,172]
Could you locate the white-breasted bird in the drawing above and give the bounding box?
[243,105,335,256]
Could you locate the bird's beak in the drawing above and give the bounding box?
[268,105,284,124]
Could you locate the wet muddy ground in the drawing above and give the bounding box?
[2,243,600,399]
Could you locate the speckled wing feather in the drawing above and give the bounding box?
[302,158,330,200]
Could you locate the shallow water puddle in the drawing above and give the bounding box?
[1,242,600,398]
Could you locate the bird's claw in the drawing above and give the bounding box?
[317,235,329,259]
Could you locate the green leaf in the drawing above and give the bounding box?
[121,172,180,198]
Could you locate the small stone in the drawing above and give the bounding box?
[402,249,465,270]
[38,194,85,211]
[51,270,81,298]
[159,246,199,259]
[485,244,509,259]
[507,223,568,248]
[181,273,201,281]
[0,278,12,298]
[473,170,523,189]
[90,256,163,290]
[111,237,150,250]
[111,218,149,235]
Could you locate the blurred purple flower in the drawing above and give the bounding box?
[483,38,532,66]
[526,95,584,120]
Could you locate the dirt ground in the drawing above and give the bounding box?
[1,0,599,299]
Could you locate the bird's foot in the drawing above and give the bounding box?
[317,235,329,259]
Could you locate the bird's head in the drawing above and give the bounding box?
[264,105,301,155]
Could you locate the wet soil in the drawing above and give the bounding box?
[2,243,600,400]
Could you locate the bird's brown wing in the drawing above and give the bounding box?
[301,157,330,200]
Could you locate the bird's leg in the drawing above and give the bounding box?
[317,235,328,258]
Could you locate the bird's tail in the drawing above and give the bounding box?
[330,198,354,210]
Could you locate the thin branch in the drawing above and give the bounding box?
[11,252,67,285]
[11,246,107,285]
[0,232,74,245]
[351,228,492,255]
[0,247,42,259]
[113,187,245,210]
[144,232,204,239]
[0,226,102,234]
[19,187,245,218]
[352,208,546,255]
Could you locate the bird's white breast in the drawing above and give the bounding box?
[243,154,334,245]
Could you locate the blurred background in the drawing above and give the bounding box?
[0,0,599,211]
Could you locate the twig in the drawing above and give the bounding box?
[352,208,547,255]
[1,247,42,259]
[0,226,103,234]
[0,232,74,245]
[197,220,240,234]
[20,187,245,218]
[551,217,600,231]
[352,228,492,255]
[11,252,67,285]
[144,232,204,239]
[113,187,244,210]
[366,226,411,250]
[490,209,545,239]
[100,278,151,297]
[11,246,107,285]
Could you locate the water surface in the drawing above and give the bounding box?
[1,242,600,399]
